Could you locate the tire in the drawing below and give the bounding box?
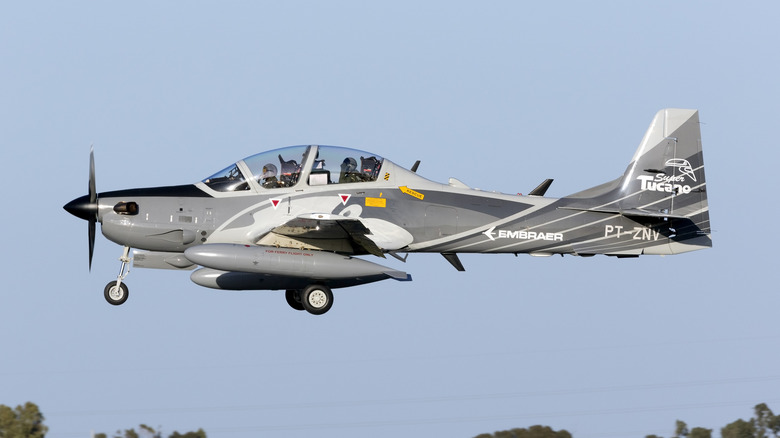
[104,281,129,306]
[285,289,305,311]
[301,285,333,315]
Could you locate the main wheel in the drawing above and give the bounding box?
[104,281,129,306]
[285,289,304,311]
[301,285,333,315]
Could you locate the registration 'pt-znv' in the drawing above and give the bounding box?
[64,109,712,315]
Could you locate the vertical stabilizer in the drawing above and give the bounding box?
[619,109,709,230]
[564,109,711,254]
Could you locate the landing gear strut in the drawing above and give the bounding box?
[104,246,131,306]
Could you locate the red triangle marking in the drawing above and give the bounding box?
[339,194,351,205]
[271,199,281,209]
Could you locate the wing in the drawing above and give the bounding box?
[262,214,413,257]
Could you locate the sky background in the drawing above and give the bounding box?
[1,1,779,437]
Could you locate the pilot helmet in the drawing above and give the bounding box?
[262,163,277,178]
[341,157,357,172]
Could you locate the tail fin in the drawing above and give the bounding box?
[620,108,708,218]
[566,109,711,253]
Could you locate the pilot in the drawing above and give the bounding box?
[260,163,278,188]
[339,157,359,183]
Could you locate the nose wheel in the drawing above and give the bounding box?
[104,281,129,305]
[104,246,132,306]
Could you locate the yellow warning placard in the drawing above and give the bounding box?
[399,186,424,200]
[365,197,387,208]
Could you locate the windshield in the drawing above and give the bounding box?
[307,146,384,186]
[202,164,250,192]
[202,145,311,192]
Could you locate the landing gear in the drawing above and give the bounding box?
[104,281,129,306]
[105,246,132,306]
[300,284,333,315]
[286,287,333,314]
[285,289,304,311]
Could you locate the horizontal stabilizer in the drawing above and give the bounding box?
[558,206,688,220]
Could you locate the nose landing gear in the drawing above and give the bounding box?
[104,246,132,306]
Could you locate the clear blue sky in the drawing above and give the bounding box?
[1,2,778,437]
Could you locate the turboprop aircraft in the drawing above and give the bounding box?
[64,108,711,315]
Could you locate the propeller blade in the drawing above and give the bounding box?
[88,218,96,271]
[89,145,96,205]
[87,145,98,272]
[88,146,97,270]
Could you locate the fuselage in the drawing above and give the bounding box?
[88,144,707,259]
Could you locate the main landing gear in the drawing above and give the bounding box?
[285,285,334,315]
[104,246,132,306]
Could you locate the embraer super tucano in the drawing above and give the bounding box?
[65,109,711,314]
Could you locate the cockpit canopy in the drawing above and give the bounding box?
[202,145,385,192]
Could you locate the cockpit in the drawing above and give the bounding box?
[201,145,385,192]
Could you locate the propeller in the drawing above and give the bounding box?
[63,146,99,270]
[88,146,97,270]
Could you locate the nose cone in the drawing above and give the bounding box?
[63,194,97,221]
